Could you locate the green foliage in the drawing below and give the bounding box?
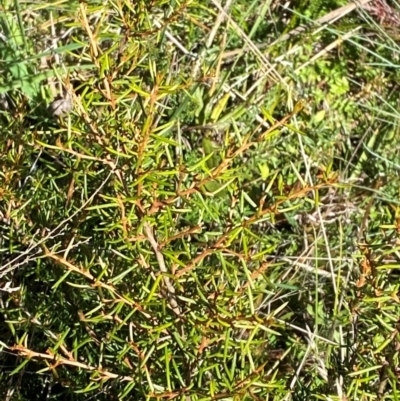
[2,0,400,400]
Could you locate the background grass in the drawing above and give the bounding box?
[1,0,400,400]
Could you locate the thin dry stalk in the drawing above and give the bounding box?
[144,222,184,334]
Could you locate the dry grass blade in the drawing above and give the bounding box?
[221,0,374,60]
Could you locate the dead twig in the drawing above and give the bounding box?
[144,223,184,329]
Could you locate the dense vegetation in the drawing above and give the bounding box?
[1,0,400,399]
